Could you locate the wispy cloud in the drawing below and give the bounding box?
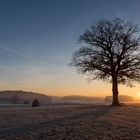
[0,65,15,71]
[0,46,70,72]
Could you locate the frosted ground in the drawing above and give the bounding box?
[0,104,140,140]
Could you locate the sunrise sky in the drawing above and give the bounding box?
[0,0,140,98]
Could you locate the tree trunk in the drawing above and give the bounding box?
[111,75,120,106]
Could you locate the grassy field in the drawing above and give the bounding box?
[0,104,140,140]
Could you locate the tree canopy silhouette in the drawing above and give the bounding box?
[71,18,140,106]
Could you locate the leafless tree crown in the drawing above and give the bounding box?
[71,18,140,87]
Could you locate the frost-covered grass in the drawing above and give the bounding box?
[0,104,140,140]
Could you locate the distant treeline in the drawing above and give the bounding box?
[0,90,52,104]
[62,95,104,101]
[0,90,134,105]
[105,95,133,102]
[62,95,133,102]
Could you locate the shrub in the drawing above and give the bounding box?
[32,99,40,107]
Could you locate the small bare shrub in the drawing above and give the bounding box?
[32,99,40,107]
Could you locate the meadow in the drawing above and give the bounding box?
[0,104,140,140]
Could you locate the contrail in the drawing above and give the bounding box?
[0,46,66,72]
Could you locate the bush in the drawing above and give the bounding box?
[32,99,40,107]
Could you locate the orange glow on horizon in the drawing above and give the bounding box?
[0,78,140,99]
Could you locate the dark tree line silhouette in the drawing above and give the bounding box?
[71,18,140,106]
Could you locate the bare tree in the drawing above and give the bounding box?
[11,94,19,104]
[71,18,140,106]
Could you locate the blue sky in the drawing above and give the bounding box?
[0,0,140,96]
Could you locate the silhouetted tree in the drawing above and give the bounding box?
[71,18,140,106]
[11,95,19,104]
[32,99,40,107]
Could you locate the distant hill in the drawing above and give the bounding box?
[62,95,104,101]
[105,95,133,103]
[0,90,52,104]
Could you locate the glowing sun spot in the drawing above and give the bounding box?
[138,93,140,97]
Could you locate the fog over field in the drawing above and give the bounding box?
[0,90,135,107]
